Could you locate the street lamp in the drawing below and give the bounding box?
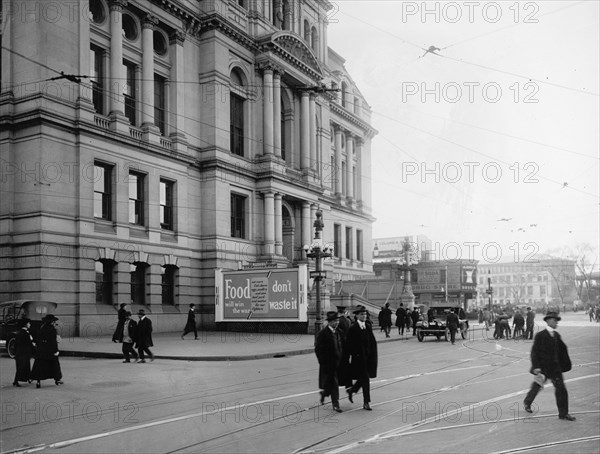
[399,239,418,308]
[487,270,493,311]
[303,210,333,341]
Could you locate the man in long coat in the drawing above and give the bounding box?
[136,309,154,362]
[395,304,406,335]
[379,303,392,338]
[446,309,459,345]
[112,303,128,342]
[181,304,198,340]
[346,306,378,410]
[315,311,343,412]
[525,307,535,340]
[13,318,35,386]
[523,312,575,421]
[120,311,138,363]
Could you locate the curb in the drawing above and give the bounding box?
[59,334,408,361]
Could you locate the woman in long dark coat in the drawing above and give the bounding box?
[13,318,35,387]
[112,303,128,342]
[31,314,63,388]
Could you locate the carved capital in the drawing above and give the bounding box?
[170,30,186,46]
[142,14,159,29]
[109,0,128,12]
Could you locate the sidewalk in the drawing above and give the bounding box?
[59,328,409,361]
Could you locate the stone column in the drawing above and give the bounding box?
[346,134,354,200]
[273,71,282,158]
[141,14,158,127]
[274,194,283,255]
[263,68,274,155]
[334,127,343,196]
[264,192,275,255]
[355,138,362,203]
[169,32,187,148]
[109,0,126,115]
[300,91,310,170]
[309,94,317,170]
[302,202,311,250]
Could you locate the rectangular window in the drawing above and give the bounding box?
[356,229,363,262]
[334,224,341,258]
[95,261,114,305]
[128,172,145,225]
[161,266,176,305]
[94,163,112,220]
[90,45,104,114]
[231,194,246,239]
[527,285,534,296]
[230,93,244,156]
[345,227,352,259]
[130,263,146,305]
[123,60,136,125]
[160,179,174,230]
[154,74,166,135]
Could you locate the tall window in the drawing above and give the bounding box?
[311,27,318,54]
[128,172,144,225]
[160,179,174,230]
[345,227,352,259]
[90,45,104,114]
[356,230,363,262]
[280,98,286,161]
[95,260,114,305]
[341,82,348,107]
[231,194,246,239]
[123,60,136,125]
[161,265,176,305]
[154,74,166,135]
[230,93,244,156]
[303,20,310,42]
[94,163,112,220]
[130,263,147,305]
[334,224,341,259]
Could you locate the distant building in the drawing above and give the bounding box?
[477,257,577,310]
[373,235,433,263]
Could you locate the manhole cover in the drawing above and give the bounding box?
[90,381,130,388]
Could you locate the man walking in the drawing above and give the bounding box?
[523,312,575,421]
[395,304,406,336]
[379,303,392,338]
[411,307,421,336]
[120,312,138,363]
[446,309,459,344]
[136,309,154,363]
[315,311,344,413]
[346,306,378,411]
[181,304,198,340]
[525,307,535,340]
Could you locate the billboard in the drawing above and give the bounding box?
[215,266,308,322]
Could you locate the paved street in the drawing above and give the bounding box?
[1,313,599,454]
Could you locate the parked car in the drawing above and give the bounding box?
[415,305,469,342]
[0,300,58,358]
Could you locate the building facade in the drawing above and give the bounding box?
[0,0,376,335]
[476,258,578,311]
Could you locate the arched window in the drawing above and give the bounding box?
[282,0,291,30]
[303,20,310,42]
[230,68,246,156]
[311,27,319,55]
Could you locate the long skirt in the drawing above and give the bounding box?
[14,357,31,382]
[31,357,63,381]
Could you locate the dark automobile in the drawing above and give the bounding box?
[0,300,58,358]
[415,306,469,342]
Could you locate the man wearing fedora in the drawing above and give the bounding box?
[346,306,378,410]
[136,309,154,363]
[523,311,575,421]
[315,311,344,412]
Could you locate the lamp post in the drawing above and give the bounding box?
[487,270,493,311]
[303,210,333,342]
[399,239,417,309]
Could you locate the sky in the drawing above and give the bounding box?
[326,0,600,265]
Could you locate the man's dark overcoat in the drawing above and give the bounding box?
[112,306,128,342]
[529,329,572,377]
[395,307,406,327]
[346,322,378,379]
[315,327,343,390]
[136,317,154,349]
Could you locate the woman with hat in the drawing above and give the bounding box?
[13,318,35,387]
[345,306,378,410]
[523,311,575,421]
[31,314,63,388]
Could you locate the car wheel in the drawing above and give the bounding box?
[7,337,16,359]
[444,328,449,342]
[417,328,424,342]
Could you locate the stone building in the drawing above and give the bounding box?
[0,0,376,335]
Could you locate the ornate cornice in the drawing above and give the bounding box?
[198,13,257,52]
[330,103,377,138]
[257,32,323,82]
